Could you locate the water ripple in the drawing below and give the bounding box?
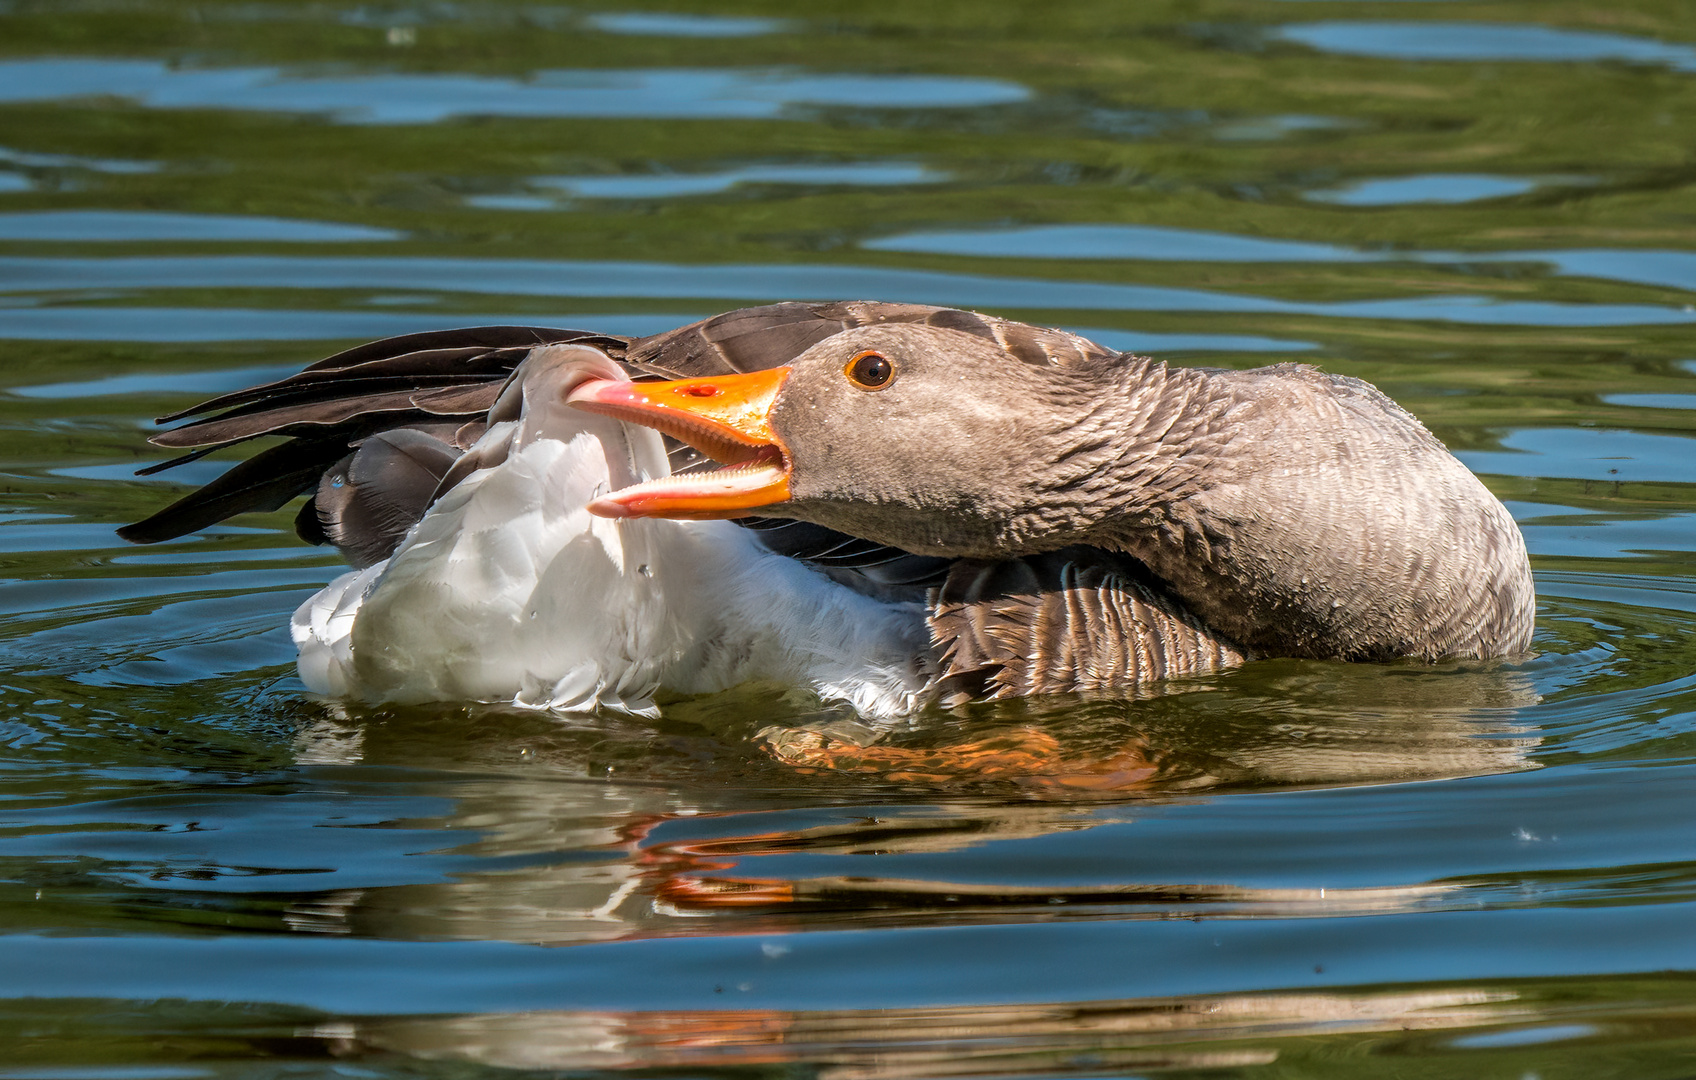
[1305,174,1552,205]
[0,307,705,345]
[0,211,401,243]
[1277,21,1696,71]
[1458,428,1696,484]
[2,257,1692,327]
[0,59,1030,124]
[583,12,792,38]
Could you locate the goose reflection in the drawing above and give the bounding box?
[322,985,1557,1076]
[283,663,1537,944]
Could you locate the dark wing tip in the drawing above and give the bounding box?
[114,517,165,544]
[118,326,622,546]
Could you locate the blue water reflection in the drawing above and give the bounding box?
[584,12,791,37]
[0,59,1029,124]
[0,211,402,242]
[1458,428,1696,484]
[1501,501,1601,522]
[12,763,1696,1010]
[0,788,464,890]
[0,519,160,554]
[1450,1024,1598,1049]
[470,163,944,209]
[524,162,942,201]
[3,258,1693,328]
[866,223,1696,296]
[1526,250,1696,293]
[1277,21,1696,71]
[0,144,160,174]
[1307,174,1545,205]
[0,308,1316,354]
[1211,114,1352,141]
[11,364,316,399]
[1521,512,1696,560]
[865,224,1380,261]
[53,463,258,486]
[1602,393,1696,410]
[463,195,559,211]
[0,307,705,344]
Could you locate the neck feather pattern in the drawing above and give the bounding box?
[1031,359,1532,661]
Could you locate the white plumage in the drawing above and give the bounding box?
[290,345,931,718]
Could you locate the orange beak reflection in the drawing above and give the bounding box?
[567,367,792,519]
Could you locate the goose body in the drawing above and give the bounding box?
[121,302,1532,714]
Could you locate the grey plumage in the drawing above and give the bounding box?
[305,428,464,569]
[928,548,1247,705]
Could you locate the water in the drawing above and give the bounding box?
[3,1,1695,1075]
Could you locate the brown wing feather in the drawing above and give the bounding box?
[121,327,619,545]
[161,344,536,425]
[155,329,623,439]
[927,548,1247,705]
[118,436,357,544]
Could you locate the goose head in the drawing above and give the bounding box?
[567,323,1153,558]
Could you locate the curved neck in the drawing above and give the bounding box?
[1070,362,1533,660]
[1016,357,1232,549]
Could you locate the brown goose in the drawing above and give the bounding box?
[121,302,1533,713]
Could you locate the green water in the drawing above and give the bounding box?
[4,1,1696,1076]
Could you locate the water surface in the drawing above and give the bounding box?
[3,2,1696,1077]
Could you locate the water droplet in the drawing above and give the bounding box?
[637,563,652,577]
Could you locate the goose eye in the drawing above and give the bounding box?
[845,350,895,390]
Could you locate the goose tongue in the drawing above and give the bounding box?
[566,367,792,519]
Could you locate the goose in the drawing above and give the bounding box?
[120,301,1534,717]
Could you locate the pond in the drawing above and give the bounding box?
[4,1,1696,1076]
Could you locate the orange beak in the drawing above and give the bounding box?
[567,367,792,519]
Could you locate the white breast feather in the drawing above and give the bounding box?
[291,390,930,718]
